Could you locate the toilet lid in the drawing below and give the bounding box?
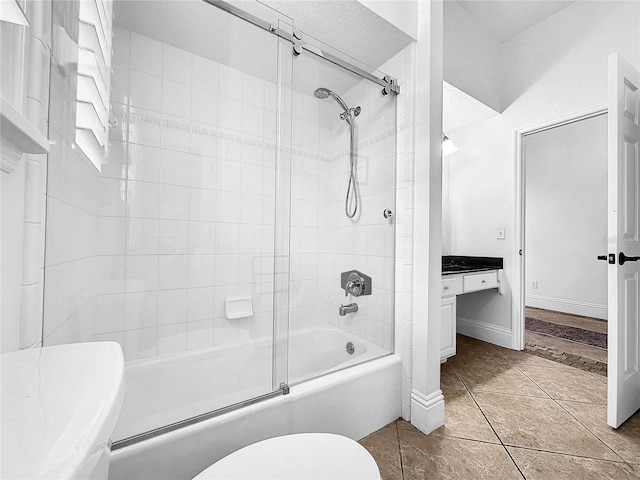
[194,433,380,480]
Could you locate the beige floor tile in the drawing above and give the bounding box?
[453,361,549,397]
[440,362,466,389]
[359,425,403,480]
[518,364,607,404]
[450,336,511,366]
[588,370,609,384]
[472,391,619,460]
[432,386,500,444]
[398,429,523,479]
[396,418,420,433]
[559,401,640,464]
[507,446,638,480]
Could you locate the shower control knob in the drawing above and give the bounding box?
[341,270,372,297]
[383,209,393,219]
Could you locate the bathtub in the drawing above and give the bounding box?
[109,325,401,480]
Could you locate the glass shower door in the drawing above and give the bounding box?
[285,37,397,385]
[42,0,294,442]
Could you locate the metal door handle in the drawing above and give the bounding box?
[619,252,640,265]
[598,254,616,264]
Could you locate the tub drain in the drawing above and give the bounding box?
[346,342,355,355]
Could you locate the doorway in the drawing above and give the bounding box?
[522,112,608,373]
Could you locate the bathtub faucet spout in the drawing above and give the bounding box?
[339,303,358,316]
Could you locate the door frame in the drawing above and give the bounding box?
[513,103,608,350]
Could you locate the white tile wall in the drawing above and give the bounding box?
[93,28,282,360]
[286,71,398,356]
[43,24,407,372]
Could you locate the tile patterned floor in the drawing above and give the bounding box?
[359,335,640,479]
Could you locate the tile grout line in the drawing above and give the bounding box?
[508,343,634,466]
[511,361,626,464]
[449,360,528,479]
[503,443,632,464]
[395,422,405,480]
[439,339,635,476]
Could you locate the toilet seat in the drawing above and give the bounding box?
[193,433,380,480]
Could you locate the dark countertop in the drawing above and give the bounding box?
[442,255,503,276]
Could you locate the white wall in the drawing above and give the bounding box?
[1,160,26,352]
[1,0,56,353]
[359,0,418,40]
[447,0,639,337]
[441,154,452,255]
[443,0,501,112]
[525,114,608,319]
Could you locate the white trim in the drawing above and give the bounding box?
[1,97,50,173]
[525,295,607,320]
[457,316,513,349]
[410,389,444,435]
[513,104,608,352]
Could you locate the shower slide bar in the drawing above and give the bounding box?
[203,0,400,95]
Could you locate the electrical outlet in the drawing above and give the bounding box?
[497,227,506,239]
[530,280,538,289]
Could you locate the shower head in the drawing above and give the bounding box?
[313,87,350,114]
[314,87,331,99]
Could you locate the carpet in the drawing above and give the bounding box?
[525,317,607,349]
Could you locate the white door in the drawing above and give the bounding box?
[608,52,640,428]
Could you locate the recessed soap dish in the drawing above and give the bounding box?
[225,297,253,320]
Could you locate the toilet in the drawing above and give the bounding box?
[194,433,381,480]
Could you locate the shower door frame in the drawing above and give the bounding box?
[284,46,400,386]
[112,0,401,450]
[203,0,400,95]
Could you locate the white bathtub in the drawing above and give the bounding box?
[109,325,400,480]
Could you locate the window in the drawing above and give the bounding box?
[75,0,112,172]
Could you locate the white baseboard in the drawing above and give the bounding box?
[525,294,607,320]
[457,317,513,349]
[410,389,444,435]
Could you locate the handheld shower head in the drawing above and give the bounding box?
[314,86,361,219]
[313,87,331,99]
[313,87,351,114]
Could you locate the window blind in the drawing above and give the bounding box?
[75,0,112,172]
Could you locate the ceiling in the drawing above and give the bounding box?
[456,0,575,43]
[443,81,499,133]
[113,0,411,96]
[257,0,414,70]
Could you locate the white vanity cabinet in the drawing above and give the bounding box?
[440,270,503,362]
[440,296,457,361]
